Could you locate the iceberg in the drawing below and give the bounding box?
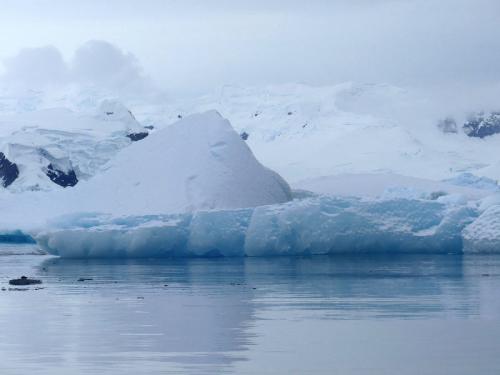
[35,196,478,258]
[462,205,500,253]
[59,110,292,215]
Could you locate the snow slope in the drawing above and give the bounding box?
[62,110,292,215]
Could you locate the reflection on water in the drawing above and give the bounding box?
[1,248,500,374]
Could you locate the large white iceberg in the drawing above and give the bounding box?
[62,110,292,215]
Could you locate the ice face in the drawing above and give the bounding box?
[462,205,500,253]
[34,196,479,258]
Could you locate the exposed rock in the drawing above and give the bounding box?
[46,163,78,187]
[144,125,154,130]
[240,131,249,141]
[127,132,149,142]
[437,117,458,134]
[0,152,19,188]
[9,276,42,286]
[463,112,500,138]
[77,278,93,282]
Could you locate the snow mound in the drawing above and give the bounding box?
[35,196,476,258]
[62,110,292,215]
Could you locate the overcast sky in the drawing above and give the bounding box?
[0,0,499,93]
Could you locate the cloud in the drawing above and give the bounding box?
[2,46,68,87]
[1,40,152,94]
[71,40,148,91]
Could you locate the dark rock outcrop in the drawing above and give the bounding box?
[127,132,149,142]
[463,112,500,138]
[240,131,249,141]
[0,152,19,188]
[46,164,78,187]
[9,276,42,286]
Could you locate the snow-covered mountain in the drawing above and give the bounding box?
[143,83,500,184]
[0,100,149,191]
[3,82,500,186]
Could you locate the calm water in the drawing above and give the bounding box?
[1,244,500,374]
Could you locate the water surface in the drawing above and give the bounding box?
[1,245,500,374]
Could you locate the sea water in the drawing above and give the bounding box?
[1,244,500,374]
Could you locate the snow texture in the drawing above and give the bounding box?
[463,205,500,253]
[62,110,292,215]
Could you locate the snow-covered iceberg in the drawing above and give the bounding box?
[59,110,292,215]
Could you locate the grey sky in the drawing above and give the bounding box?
[0,0,499,93]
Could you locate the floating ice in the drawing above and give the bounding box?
[463,205,500,253]
[0,230,35,244]
[60,110,292,215]
[35,196,479,258]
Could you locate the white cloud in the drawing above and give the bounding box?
[71,40,148,91]
[1,40,153,95]
[2,46,68,87]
